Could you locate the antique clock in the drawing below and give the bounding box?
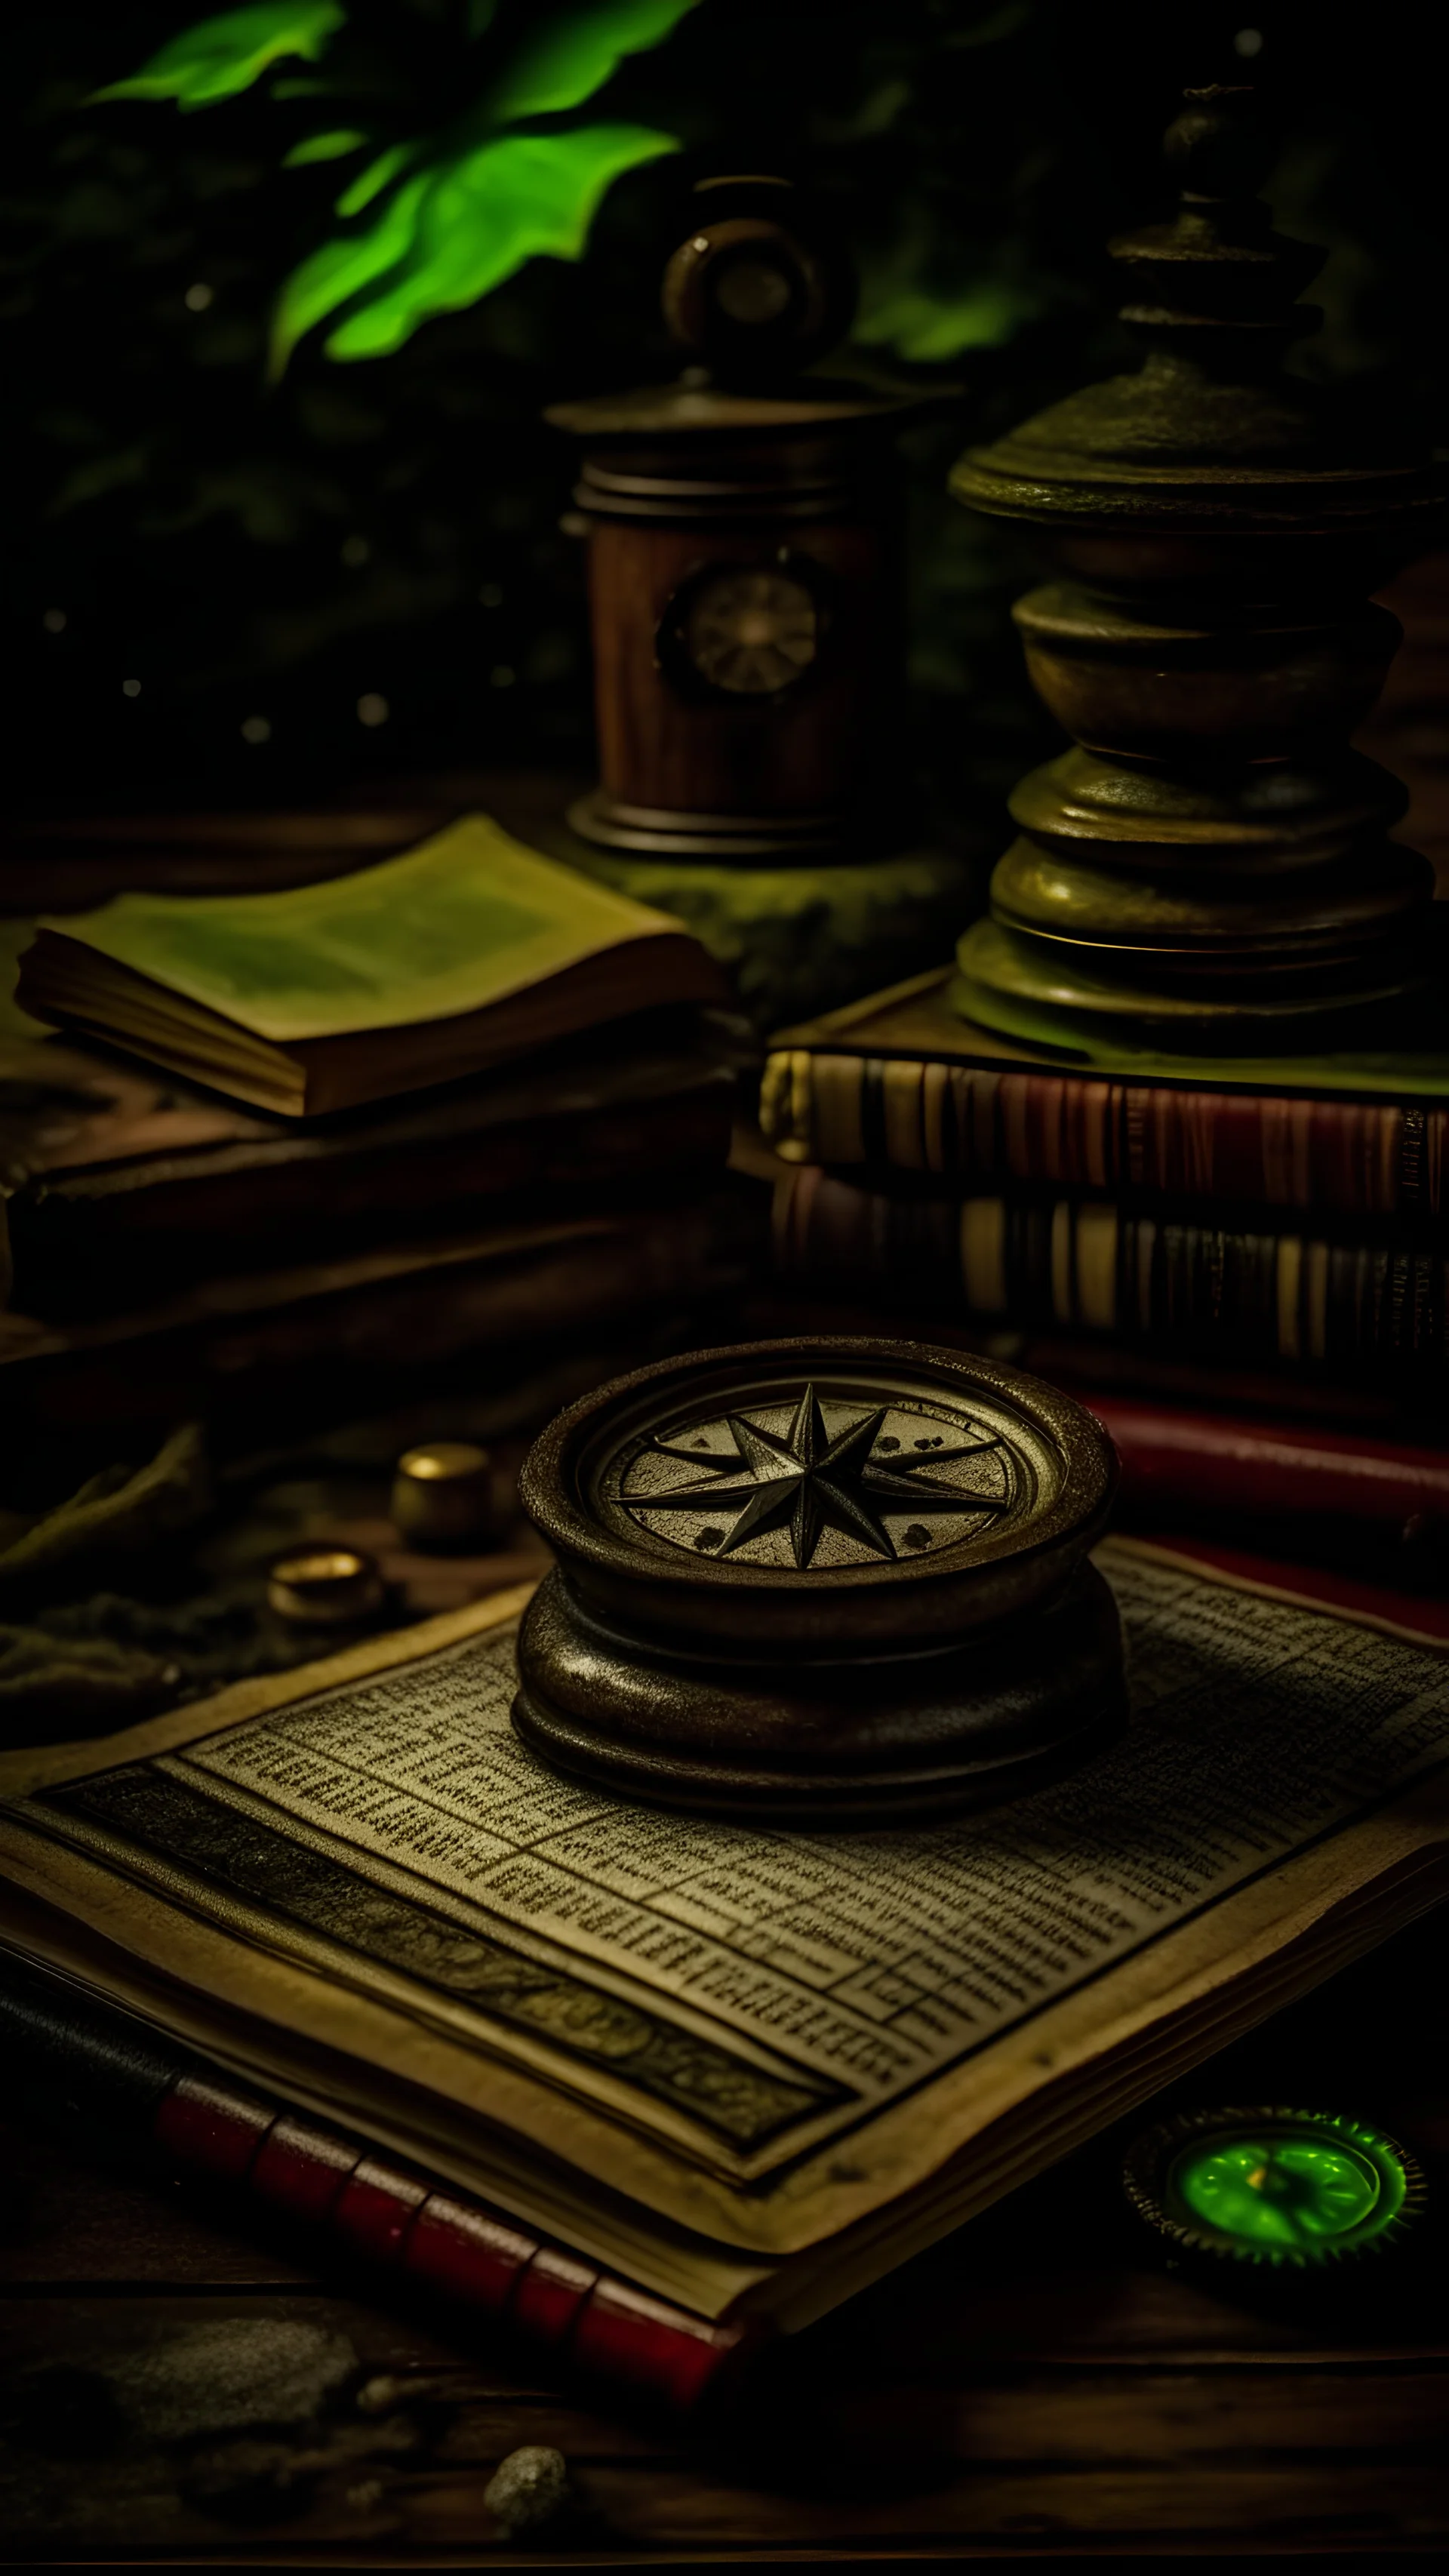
[547,176,917,863]
[545,181,970,1023]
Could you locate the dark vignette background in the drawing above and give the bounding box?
[2,0,1441,833]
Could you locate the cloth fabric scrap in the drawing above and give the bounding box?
[0,1423,209,1594]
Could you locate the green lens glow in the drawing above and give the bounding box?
[1168,2122,1406,2258]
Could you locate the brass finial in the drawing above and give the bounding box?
[946,78,1444,1059]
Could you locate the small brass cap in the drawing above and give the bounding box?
[391,1442,495,1553]
[267,1545,384,1627]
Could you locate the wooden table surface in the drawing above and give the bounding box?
[2,1910,1447,2566]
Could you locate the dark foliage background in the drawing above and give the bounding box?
[4,0,1442,824]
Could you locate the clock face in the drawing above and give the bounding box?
[674,565,820,696]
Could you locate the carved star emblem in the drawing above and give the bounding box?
[634,1385,1009,1569]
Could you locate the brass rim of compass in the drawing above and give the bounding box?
[517,1337,1118,1655]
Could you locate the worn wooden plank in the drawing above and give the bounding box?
[814,2236,1449,2370]
[3,1894,1448,2556]
[774,2366,1449,2469]
[8,2419,1449,2555]
[0,2122,320,2292]
[8,2289,1449,2451]
[377,2454,1449,2553]
[5,2285,1449,2560]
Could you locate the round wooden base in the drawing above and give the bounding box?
[512,1337,1124,1823]
[568,788,849,861]
[514,1559,1126,1822]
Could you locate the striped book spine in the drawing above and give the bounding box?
[760,1049,1447,1220]
[773,1168,1449,1373]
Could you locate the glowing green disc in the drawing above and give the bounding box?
[1124,2107,1424,2272]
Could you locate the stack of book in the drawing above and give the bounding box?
[2,817,755,1458]
[761,968,1449,1399]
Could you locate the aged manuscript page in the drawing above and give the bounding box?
[2,1545,1447,2315]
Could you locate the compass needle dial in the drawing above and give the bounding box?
[629,1386,1014,1569]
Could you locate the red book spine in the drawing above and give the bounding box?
[1092,1398,1449,1533]
[149,2070,758,2417]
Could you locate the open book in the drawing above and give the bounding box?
[14,816,726,1116]
[2,1540,1446,2333]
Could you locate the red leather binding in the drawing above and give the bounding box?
[250,2113,363,2222]
[571,2275,750,2412]
[154,2073,275,2179]
[331,2155,431,2265]
[9,1962,764,2418]
[146,2067,752,2411]
[510,2243,599,2342]
[405,2193,537,2316]
[1097,1399,1449,1529]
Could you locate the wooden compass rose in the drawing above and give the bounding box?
[638,1384,1009,1568]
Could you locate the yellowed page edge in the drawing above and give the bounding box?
[35,818,690,1045]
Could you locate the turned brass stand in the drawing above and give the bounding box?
[951,86,1444,1057]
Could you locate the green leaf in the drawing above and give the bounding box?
[465,0,500,34]
[269,168,430,374]
[336,141,416,216]
[317,122,678,362]
[855,276,1034,363]
[91,3,345,111]
[283,128,368,165]
[478,0,699,125]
